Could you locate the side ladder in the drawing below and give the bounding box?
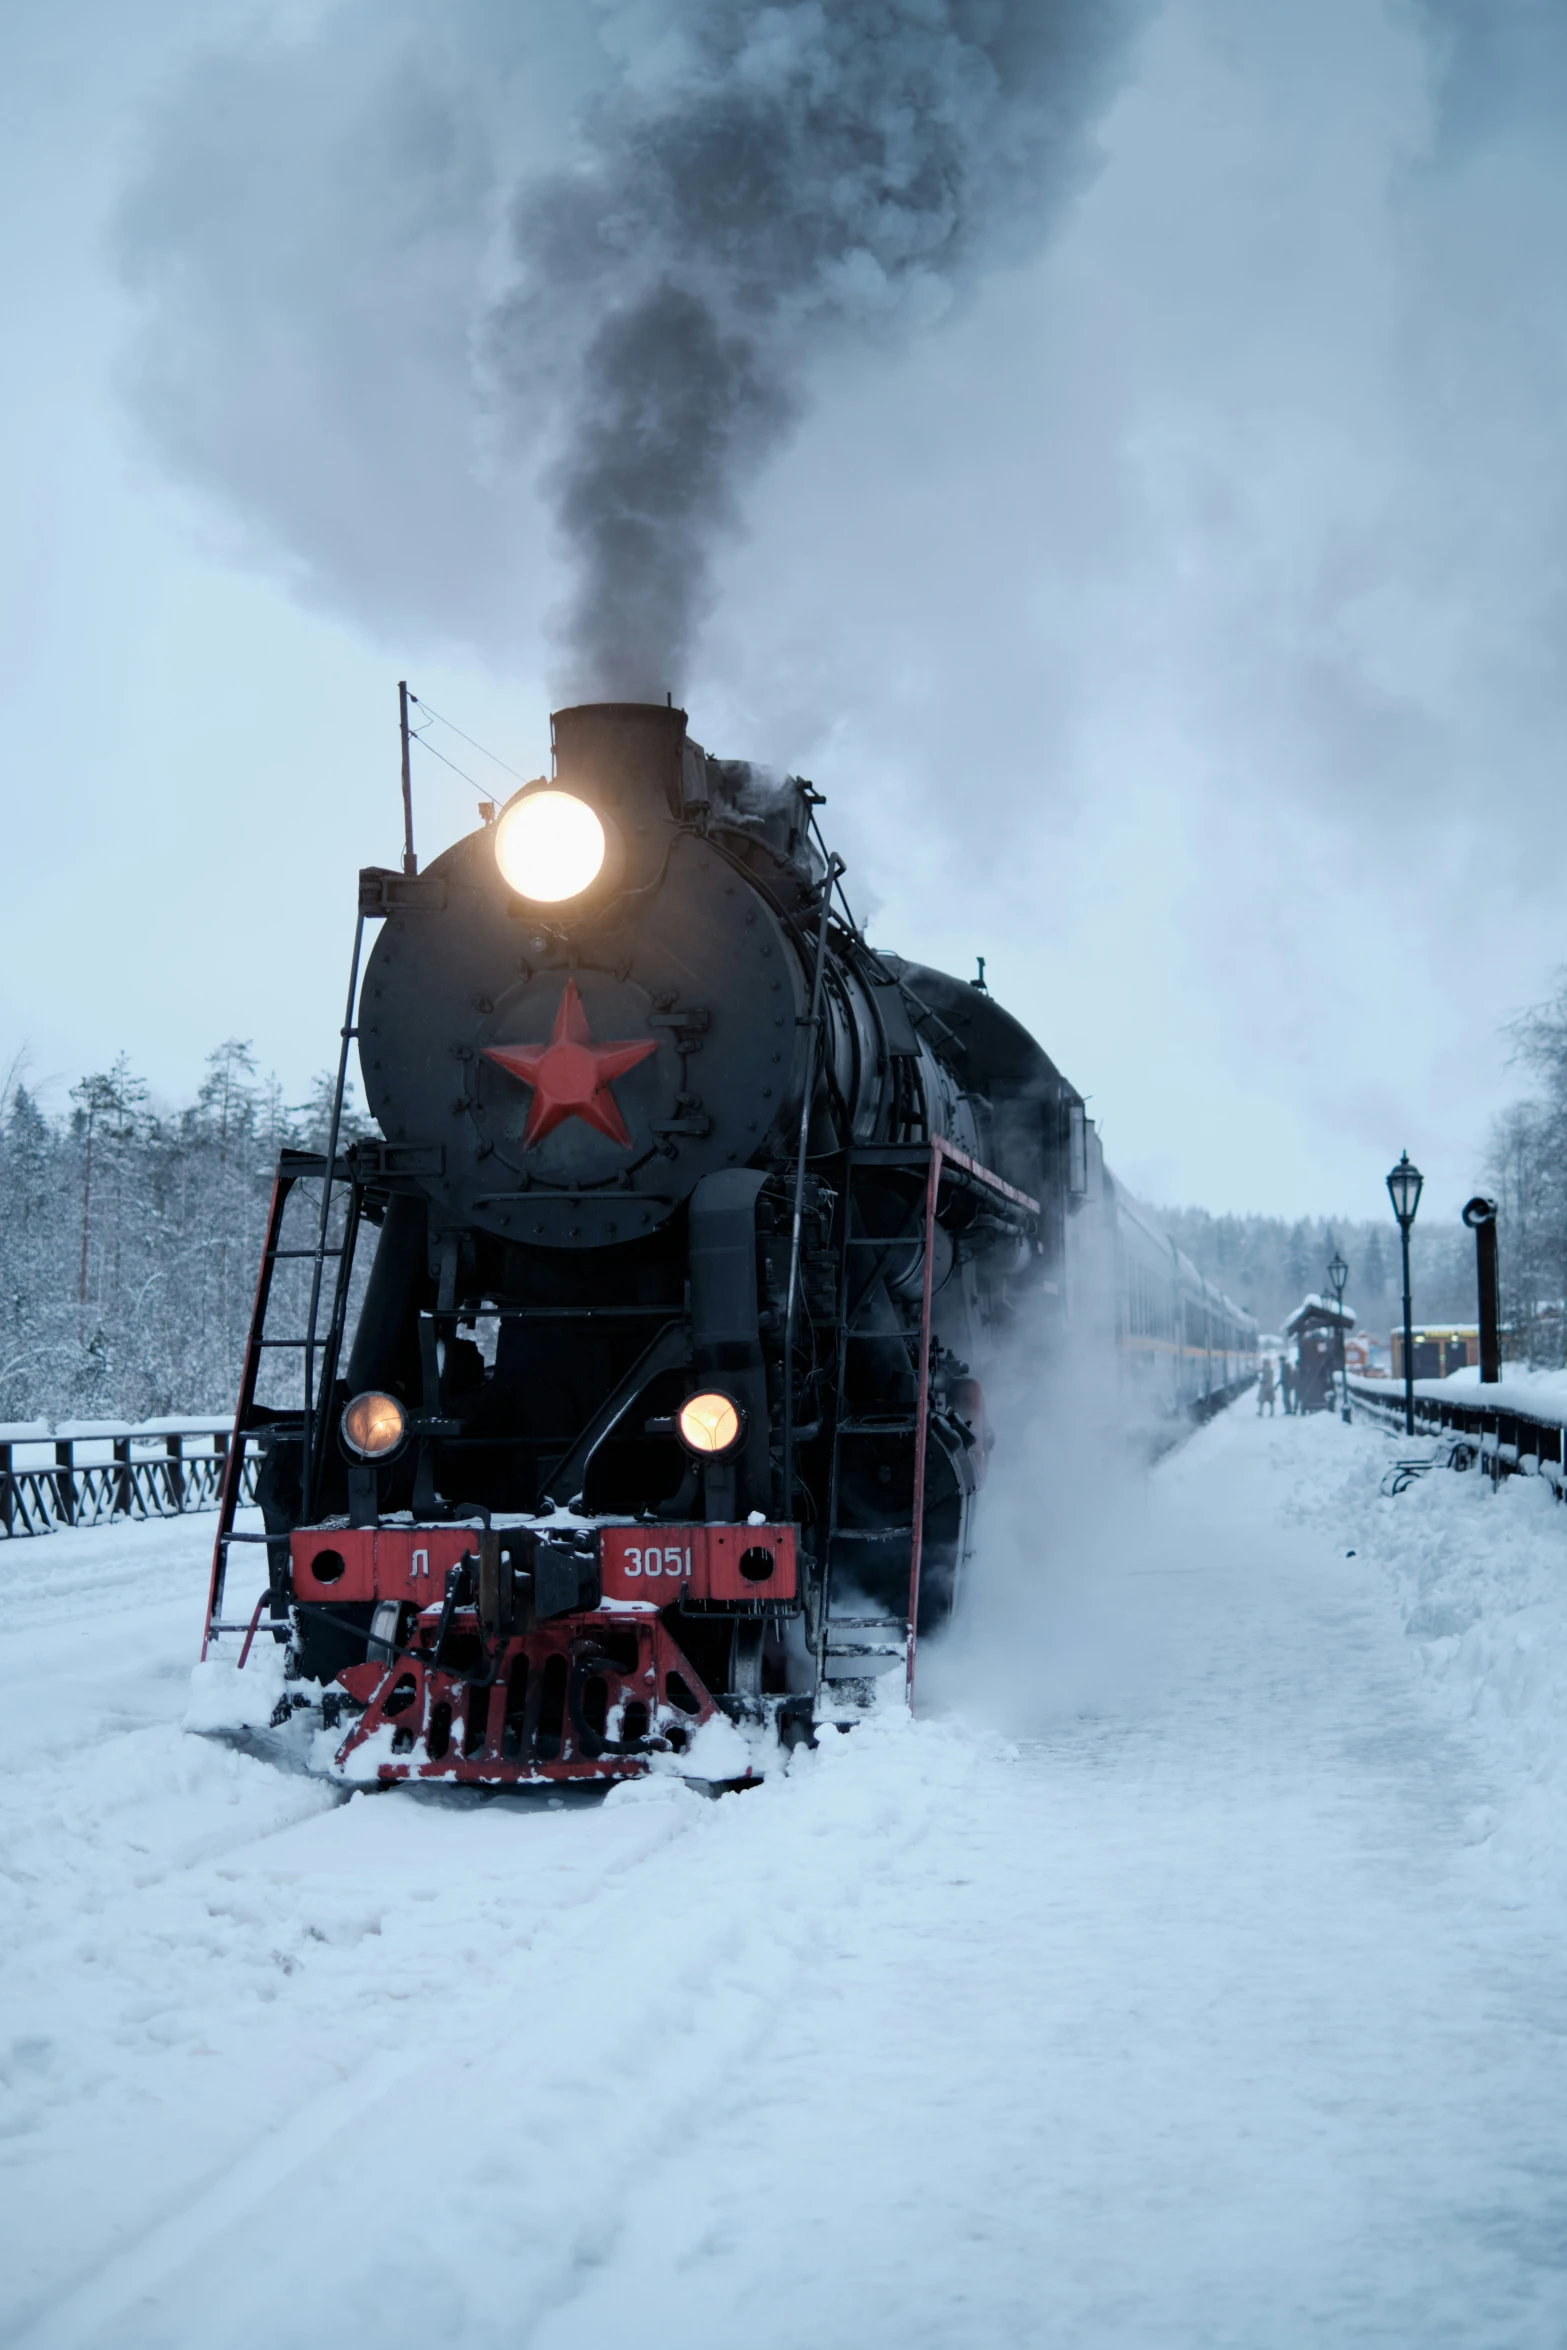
[200,1152,360,1652]
[202,911,370,1654]
[817,1147,927,1711]
[817,1139,1039,1708]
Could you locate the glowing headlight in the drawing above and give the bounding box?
[493,790,606,903]
[677,1390,743,1456]
[341,1390,408,1460]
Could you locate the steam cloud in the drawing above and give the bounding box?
[115,1,1146,696]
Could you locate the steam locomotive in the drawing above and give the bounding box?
[203,701,1255,1784]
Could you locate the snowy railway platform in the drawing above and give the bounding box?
[4,1405,1567,2348]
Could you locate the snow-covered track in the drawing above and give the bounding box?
[7,1411,1567,2346]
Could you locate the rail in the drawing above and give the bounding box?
[1348,1375,1567,1497]
[0,1423,260,1539]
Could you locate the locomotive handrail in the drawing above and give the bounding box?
[0,1423,263,1540]
[781,853,843,1519]
[300,911,371,1518]
[927,1136,1041,1218]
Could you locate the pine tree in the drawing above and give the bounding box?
[1362,1228,1387,1301]
[1285,1222,1311,1299]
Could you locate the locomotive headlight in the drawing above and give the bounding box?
[677,1390,744,1456]
[341,1390,408,1460]
[493,790,606,903]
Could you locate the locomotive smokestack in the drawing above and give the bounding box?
[550,701,690,827]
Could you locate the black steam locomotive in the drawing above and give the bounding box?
[203,701,1253,1785]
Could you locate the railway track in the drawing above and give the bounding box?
[3,1510,966,2347]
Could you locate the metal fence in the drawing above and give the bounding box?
[1348,1376,1567,1499]
[0,1426,257,1538]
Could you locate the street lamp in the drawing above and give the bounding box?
[1327,1249,1350,1423]
[1386,1151,1424,1437]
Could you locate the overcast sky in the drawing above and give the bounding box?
[2,0,1564,1227]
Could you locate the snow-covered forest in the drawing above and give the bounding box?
[1165,976,1567,1358]
[1157,1208,1477,1340]
[1481,978,1567,1364]
[8,978,1567,1425]
[0,1045,365,1425]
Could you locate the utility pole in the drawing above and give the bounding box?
[399,680,417,876]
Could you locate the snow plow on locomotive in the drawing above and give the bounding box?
[201,700,1252,1783]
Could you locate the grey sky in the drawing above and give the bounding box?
[1,0,1562,1226]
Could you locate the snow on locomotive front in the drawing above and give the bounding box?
[217,702,1058,1784]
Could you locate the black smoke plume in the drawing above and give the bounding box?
[116,2,1147,693]
[495,0,1147,694]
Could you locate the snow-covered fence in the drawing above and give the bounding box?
[0,1419,256,1539]
[1347,1377,1567,1497]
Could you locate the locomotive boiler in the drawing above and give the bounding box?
[202,700,1254,1784]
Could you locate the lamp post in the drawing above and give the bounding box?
[1327,1249,1350,1424]
[1386,1152,1424,1437]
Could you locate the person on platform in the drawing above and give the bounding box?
[1282,1355,1297,1415]
[1258,1355,1277,1415]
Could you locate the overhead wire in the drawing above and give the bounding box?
[406,726,493,801]
[407,693,538,788]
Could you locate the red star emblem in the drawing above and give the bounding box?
[482,979,658,1149]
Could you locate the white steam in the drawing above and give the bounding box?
[922,1284,1177,1737]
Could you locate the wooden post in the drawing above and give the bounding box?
[54,1437,76,1527]
[164,1432,186,1512]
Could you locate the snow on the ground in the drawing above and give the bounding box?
[1288,1410,1567,1903]
[4,1413,1567,2347]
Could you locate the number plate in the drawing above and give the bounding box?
[600,1524,797,1605]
